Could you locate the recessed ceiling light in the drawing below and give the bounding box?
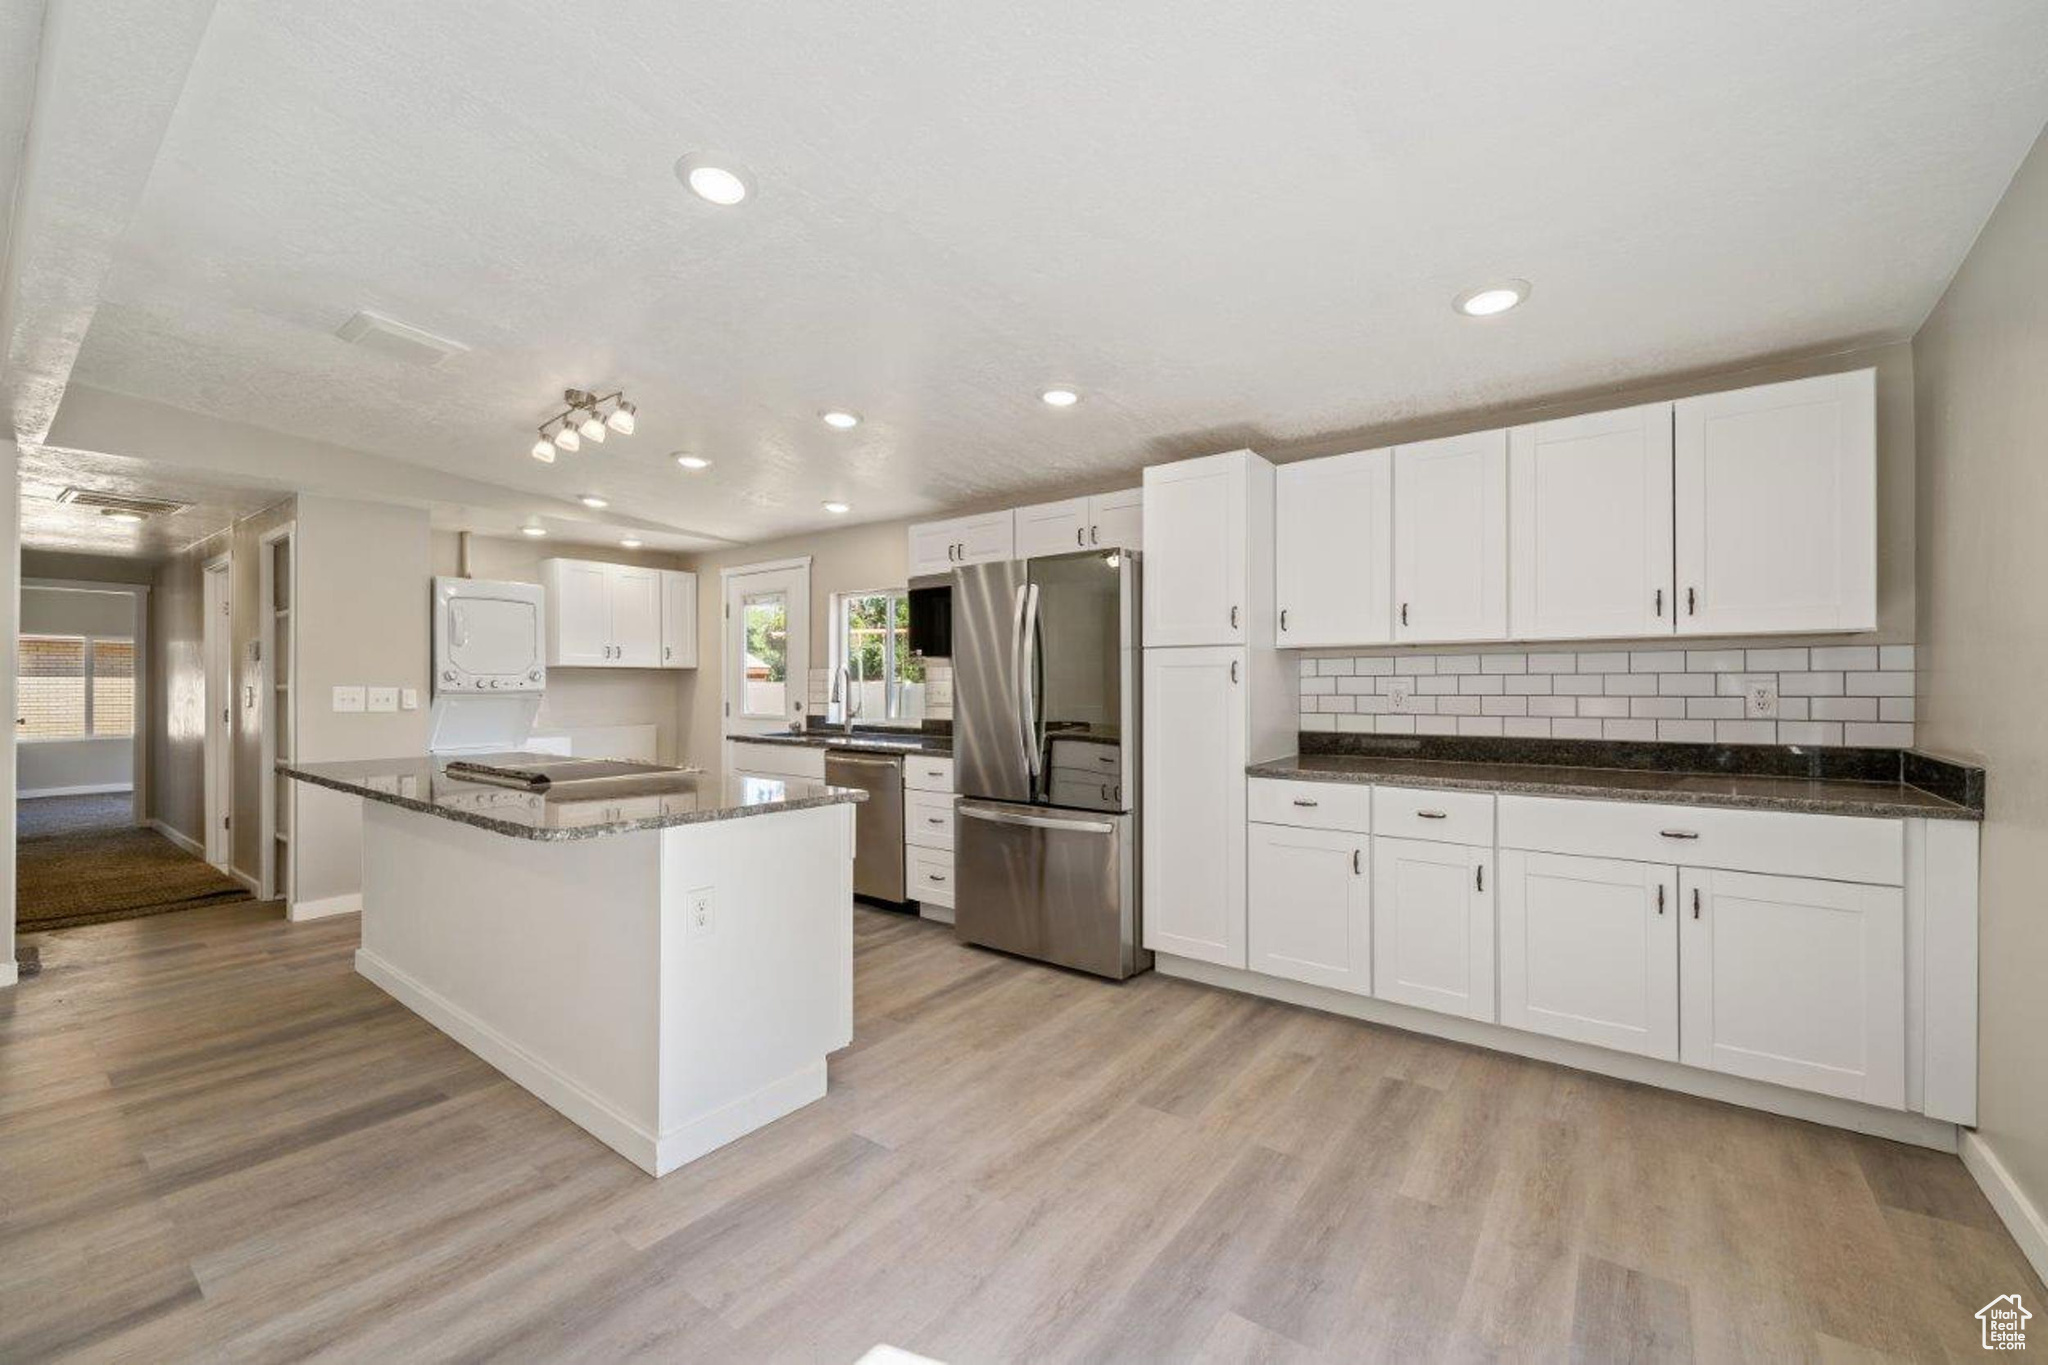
[620,538,643,549]
[1040,387,1080,408]
[820,410,861,430]
[674,453,711,470]
[822,501,851,515]
[1454,280,1530,317]
[520,525,548,538]
[579,494,608,509]
[675,153,752,206]
[101,509,145,524]
[530,439,556,463]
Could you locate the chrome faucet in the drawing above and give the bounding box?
[835,664,861,734]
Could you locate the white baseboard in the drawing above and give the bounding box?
[1157,954,1959,1152]
[1963,1131,2048,1286]
[356,947,660,1173]
[149,819,205,858]
[654,1061,826,1176]
[229,867,261,895]
[0,960,17,989]
[19,783,134,799]
[290,892,362,922]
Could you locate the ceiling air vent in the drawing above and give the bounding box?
[335,309,471,367]
[55,489,190,518]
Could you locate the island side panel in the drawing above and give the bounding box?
[655,802,856,1174]
[356,800,666,1170]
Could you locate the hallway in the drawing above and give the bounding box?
[16,794,251,934]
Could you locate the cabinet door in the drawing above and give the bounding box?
[1679,868,1903,1107]
[606,565,663,667]
[1014,498,1091,558]
[660,570,697,668]
[546,560,612,667]
[1372,836,1493,1021]
[1276,449,1392,647]
[1143,454,1247,647]
[1499,851,1677,1059]
[1393,430,1508,643]
[1141,647,1246,966]
[1510,404,1674,639]
[1674,368,1876,635]
[955,512,1016,566]
[1087,487,1143,551]
[908,521,962,577]
[1249,824,1369,993]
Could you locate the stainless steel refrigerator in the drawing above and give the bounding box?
[951,549,1146,979]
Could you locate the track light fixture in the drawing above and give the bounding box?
[530,388,639,461]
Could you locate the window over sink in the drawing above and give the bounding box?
[834,590,924,723]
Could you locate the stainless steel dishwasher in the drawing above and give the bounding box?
[824,752,905,903]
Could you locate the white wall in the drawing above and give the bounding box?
[1912,122,2048,1267]
[1,443,18,983]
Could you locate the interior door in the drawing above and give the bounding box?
[608,565,662,666]
[1141,646,1245,966]
[723,562,810,737]
[1393,429,1508,643]
[1509,404,1674,639]
[1499,850,1677,1059]
[1276,448,1392,647]
[1679,867,1904,1106]
[1143,454,1245,647]
[552,560,611,667]
[1248,823,1369,993]
[1674,368,1876,635]
[1371,836,1493,1021]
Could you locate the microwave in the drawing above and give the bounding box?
[906,576,951,659]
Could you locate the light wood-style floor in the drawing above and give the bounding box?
[2,902,2037,1363]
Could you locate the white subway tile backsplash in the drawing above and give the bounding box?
[1810,646,1878,671]
[1295,642,1916,749]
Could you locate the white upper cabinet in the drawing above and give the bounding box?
[1087,487,1143,551]
[1142,646,1248,966]
[1275,449,1392,647]
[1392,430,1508,643]
[1510,404,1675,639]
[1679,867,1904,1108]
[908,511,1016,577]
[1674,368,1876,635]
[1143,450,1271,647]
[1014,498,1091,558]
[542,559,668,668]
[659,569,698,669]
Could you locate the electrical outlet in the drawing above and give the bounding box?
[1386,679,1414,711]
[332,685,366,713]
[1740,676,1779,719]
[687,887,715,938]
[366,686,398,713]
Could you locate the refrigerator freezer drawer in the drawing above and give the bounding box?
[953,801,1143,979]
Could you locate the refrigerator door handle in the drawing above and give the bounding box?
[958,803,1115,835]
[1021,582,1043,780]
[1009,583,1032,779]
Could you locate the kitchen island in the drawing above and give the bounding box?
[279,755,864,1176]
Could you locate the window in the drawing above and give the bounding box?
[740,591,790,719]
[835,590,925,722]
[17,635,135,740]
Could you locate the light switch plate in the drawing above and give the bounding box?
[366,686,398,713]
[400,688,419,711]
[1740,676,1779,719]
[332,685,366,713]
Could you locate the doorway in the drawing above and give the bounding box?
[202,553,232,871]
[721,558,811,748]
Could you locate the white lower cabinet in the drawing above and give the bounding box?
[1143,647,1248,966]
[1248,824,1369,993]
[1679,867,1904,1108]
[1499,850,1678,1059]
[1371,836,1494,1022]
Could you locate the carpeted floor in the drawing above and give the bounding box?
[17,797,252,932]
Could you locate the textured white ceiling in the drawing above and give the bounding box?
[18,446,285,559]
[59,0,2048,544]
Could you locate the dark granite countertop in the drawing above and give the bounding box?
[279,755,866,841]
[734,728,953,757]
[1247,753,1981,821]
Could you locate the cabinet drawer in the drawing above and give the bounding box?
[907,844,954,907]
[728,741,826,780]
[1050,738,1121,777]
[906,790,957,849]
[1372,785,1495,847]
[1247,778,1371,833]
[904,754,954,793]
[1498,795,1901,886]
